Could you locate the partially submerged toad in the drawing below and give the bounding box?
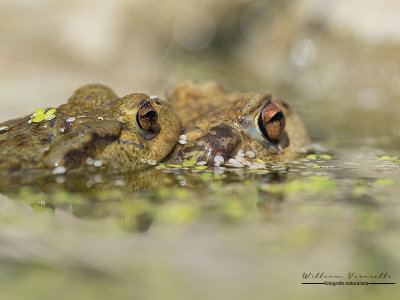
[167,80,310,167]
[0,84,182,173]
[0,81,310,174]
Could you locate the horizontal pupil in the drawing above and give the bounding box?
[268,111,283,123]
[142,111,157,120]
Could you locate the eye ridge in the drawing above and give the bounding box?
[139,99,150,108]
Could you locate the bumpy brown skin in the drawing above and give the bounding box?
[0,84,182,173]
[167,80,310,165]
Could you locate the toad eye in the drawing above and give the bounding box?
[257,101,285,142]
[137,100,160,135]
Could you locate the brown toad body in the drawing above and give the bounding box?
[0,84,181,173]
[167,80,310,166]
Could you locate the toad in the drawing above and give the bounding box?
[166,80,310,167]
[0,84,182,173]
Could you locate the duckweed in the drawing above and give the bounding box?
[30,108,57,123]
[307,154,318,160]
[195,165,208,170]
[319,154,332,160]
[374,179,395,186]
[261,176,337,195]
[378,155,398,161]
[307,154,332,160]
[166,164,182,168]
[182,160,196,167]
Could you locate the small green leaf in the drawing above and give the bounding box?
[44,114,56,120]
[45,108,56,115]
[195,165,208,170]
[166,164,182,168]
[375,179,395,186]
[32,114,46,123]
[378,155,398,161]
[182,160,196,167]
[34,108,45,116]
[307,154,318,160]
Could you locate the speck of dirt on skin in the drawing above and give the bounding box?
[214,155,224,166]
[178,134,187,144]
[234,155,249,166]
[245,151,255,158]
[237,150,244,157]
[52,166,67,175]
[226,158,244,168]
[66,117,76,123]
[249,163,266,169]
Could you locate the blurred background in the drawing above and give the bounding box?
[1,1,400,300]
[1,0,400,148]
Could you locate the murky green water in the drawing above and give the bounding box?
[0,144,399,300]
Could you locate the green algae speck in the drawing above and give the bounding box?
[166,164,182,168]
[182,160,196,167]
[194,165,208,170]
[374,179,395,186]
[378,155,398,162]
[30,108,57,123]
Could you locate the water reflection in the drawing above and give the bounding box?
[2,149,398,234]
